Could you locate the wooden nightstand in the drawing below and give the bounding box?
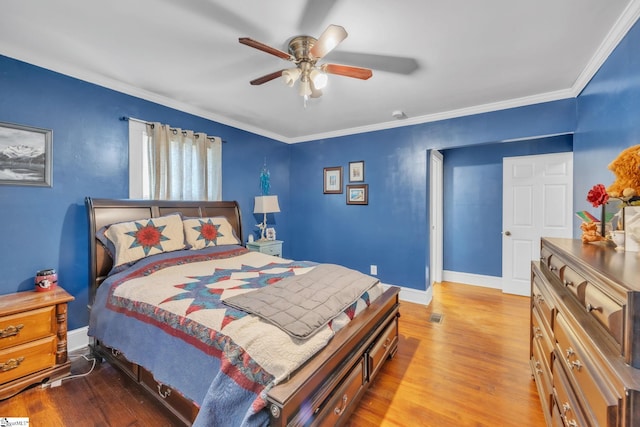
[0,286,74,399]
[246,240,283,257]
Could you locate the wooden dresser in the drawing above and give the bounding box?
[531,238,640,427]
[0,287,74,399]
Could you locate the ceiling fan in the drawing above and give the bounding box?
[239,25,373,99]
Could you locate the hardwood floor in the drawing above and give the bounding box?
[0,282,544,426]
[347,282,545,427]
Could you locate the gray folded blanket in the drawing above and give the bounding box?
[223,263,379,339]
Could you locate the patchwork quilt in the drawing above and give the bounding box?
[88,245,383,426]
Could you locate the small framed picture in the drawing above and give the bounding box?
[347,184,368,205]
[266,227,276,241]
[349,161,365,182]
[323,166,343,194]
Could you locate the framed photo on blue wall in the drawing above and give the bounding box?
[347,184,368,205]
[323,166,343,194]
[0,121,52,187]
[349,161,364,182]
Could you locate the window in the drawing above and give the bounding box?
[128,119,221,200]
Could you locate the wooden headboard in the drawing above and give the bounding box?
[85,197,243,306]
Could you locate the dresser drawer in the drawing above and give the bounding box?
[531,337,552,415]
[367,318,398,381]
[314,358,364,427]
[0,306,56,350]
[555,313,619,427]
[553,357,590,427]
[584,284,624,346]
[560,265,588,304]
[532,276,554,333]
[540,247,553,268]
[0,336,56,384]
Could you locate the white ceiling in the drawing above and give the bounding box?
[2,0,639,143]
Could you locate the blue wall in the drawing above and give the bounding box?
[442,135,573,276]
[574,18,640,219]
[0,55,289,330]
[288,102,576,291]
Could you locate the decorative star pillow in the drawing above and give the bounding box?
[104,214,186,267]
[183,217,240,249]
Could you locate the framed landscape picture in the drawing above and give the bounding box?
[0,121,52,187]
[347,184,368,205]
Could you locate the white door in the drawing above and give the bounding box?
[429,150,443,286]
[502,152,573,295]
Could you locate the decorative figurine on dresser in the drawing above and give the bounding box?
[531,237,640,426]
[0,273,74,399]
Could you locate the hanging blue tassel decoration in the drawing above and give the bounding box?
[260,159,270,195]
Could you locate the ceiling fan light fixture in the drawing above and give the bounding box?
[309,68,328,89]
[282,68,301,87]
[298,79,312,97]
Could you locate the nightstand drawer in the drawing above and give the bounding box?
[0,336,56,384]
[246,240,283,257]
[0,306,56,350]
[261,245,281,256]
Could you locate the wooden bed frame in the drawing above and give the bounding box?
[86,197,400,426]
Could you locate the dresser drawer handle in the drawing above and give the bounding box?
[562,402,571,414]
[570,360,583,371]
[0,356,25,372]
[564,280,573,287]
[565,418,578,427]
[566,347,575,358]
[157,383,172,399]
[533,327,543,339]
[0,324,24,339]
[334,394,348,416]
[586,303,601,313]
[383,337,391,349]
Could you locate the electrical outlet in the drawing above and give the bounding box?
[370,265,377,275]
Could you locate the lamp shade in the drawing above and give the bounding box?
[254,195,280,214]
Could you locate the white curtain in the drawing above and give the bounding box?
[146,122,222,201]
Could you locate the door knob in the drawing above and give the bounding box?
[504,231,511,236]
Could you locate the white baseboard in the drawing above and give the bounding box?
[442,270,502,290]
[68,326,89,352]
[382,283,432,306]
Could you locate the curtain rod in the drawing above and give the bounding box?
[120,116,226,143]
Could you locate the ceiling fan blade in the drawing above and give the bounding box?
[250,70,286,85]
[298,0,339,33]
[322,63,373,80]
[239,38,293,61]
[325,51,420,75]
[310,25,348,59]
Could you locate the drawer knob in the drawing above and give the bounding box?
[156,383,172,399]
[0,324,24,339]
[586,303,601,313]
[533,327,543,339]
[564,280,573,287]
[570,360,583,371]
[334,394,349,416]
[549,265,557,272]
[562,402,571,414]
[383,337,391,349]
[566,347,575,358]
[0,356,25,372]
